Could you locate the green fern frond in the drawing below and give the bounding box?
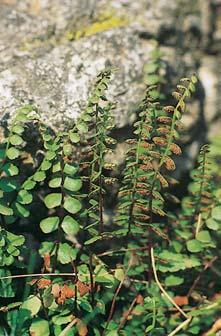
[0,105,39,221]
[175,144,219,254]
[78,69,117,237]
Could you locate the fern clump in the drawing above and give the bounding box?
[1,65,221,336]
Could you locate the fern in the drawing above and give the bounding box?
[0,105,38,298]
[144,44,166,102]
[176,144,219,254]
[117,86,162,236]
[39,127,82,268]
[79,69,117,239]
[1,67,220,336]
[117,76,198,243]
[0,105,39,220]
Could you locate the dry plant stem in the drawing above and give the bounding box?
[150,247,188,319]
[203,317,221,336]
[167,317,192,336]
[58,318,77,336]
[0,273,76,280]
[151,247,193,335]
[195,213,202,237]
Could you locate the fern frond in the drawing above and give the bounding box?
[175,144,218,251]
[0,105,39,221]
[73,69,117,238]
[117,76,198,240]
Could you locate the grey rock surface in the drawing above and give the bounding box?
[0,0,221,142]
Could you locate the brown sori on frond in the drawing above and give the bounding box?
[117,75,198,240]
[116,85,163,234]
[170,143,182,155]
[165,157,176,171]
[157,126,170,135]
[147,75,198,180]
[157,116,172,124]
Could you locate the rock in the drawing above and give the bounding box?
[0,0,221,141]
[0,26,153,128]
[199,57,220,124]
